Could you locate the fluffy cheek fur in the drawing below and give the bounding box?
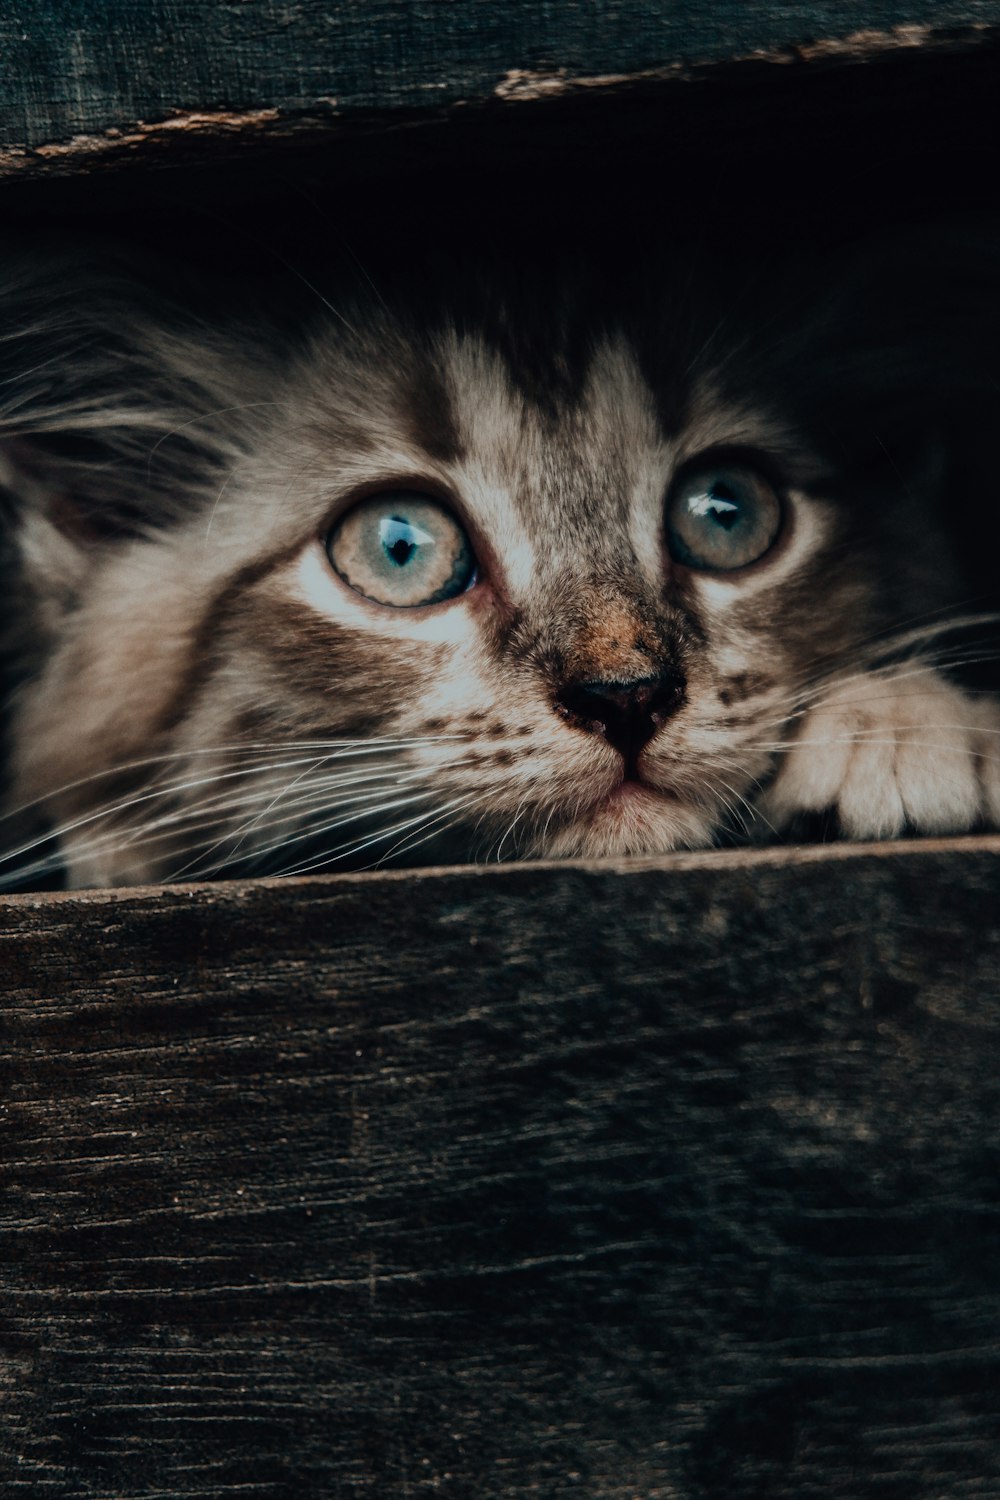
[34,584,758,881]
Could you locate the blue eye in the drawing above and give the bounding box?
[666,464,782,571]
[327,493,477,607]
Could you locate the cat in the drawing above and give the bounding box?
[1,231,998,889]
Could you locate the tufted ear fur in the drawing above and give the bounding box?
[1,441,95,615]
[0,242,277,541]
[0,242,290,697]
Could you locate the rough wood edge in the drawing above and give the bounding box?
[2,831,999,914]
[1,21,996,182]
[492,19,996,98]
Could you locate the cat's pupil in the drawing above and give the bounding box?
[707,484,741,531]
[382,516,421,567]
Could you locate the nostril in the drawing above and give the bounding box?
[554,672,686,762]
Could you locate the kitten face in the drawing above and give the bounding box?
[1,249,995,886]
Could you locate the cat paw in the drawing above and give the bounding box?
[758,667,1000,840]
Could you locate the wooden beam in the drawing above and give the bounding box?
[1,2,999,177]
[3,837,1000,1493]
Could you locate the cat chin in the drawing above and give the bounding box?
[536,785,716,860]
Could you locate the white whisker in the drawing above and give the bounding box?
[276,792,485,878]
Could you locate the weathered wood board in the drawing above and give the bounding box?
[3,838,999,1496]
[2,1,1000,177]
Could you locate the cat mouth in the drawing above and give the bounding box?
[603,777,665,805]
[589,775,678,822]
[540,771,709,859]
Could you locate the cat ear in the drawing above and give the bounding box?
[0,244,255,546]
[0,442,93,629]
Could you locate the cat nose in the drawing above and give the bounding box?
[554,672,686,762]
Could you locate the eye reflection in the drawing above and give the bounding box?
[379,515,434,568]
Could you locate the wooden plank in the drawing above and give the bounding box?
[2,838,999,1495]
[1,2,999,177]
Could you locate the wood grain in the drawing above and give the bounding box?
[1,1,999,177]
[3,838,1000,1495]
